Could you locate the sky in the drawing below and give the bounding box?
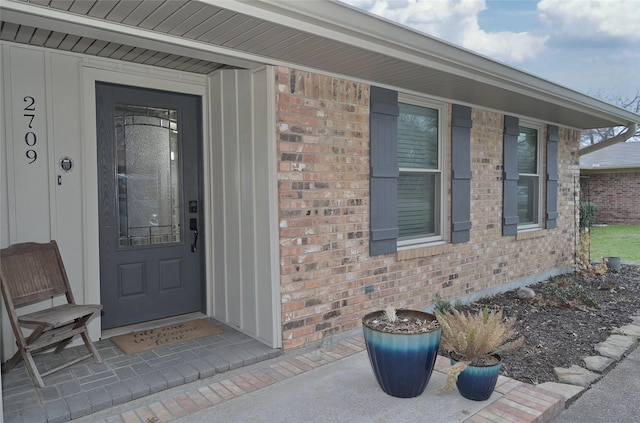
[340,0,640,108]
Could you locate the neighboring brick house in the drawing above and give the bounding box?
[2,0,640,360]
[580,142,640,225]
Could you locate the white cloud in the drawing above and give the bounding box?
[340,0,548,63]
[463,29,548,63]
[538,0,640,42]
[342,1,638,97]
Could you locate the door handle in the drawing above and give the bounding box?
[190,218,198,253]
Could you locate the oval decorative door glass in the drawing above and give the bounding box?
[115,105,180,247]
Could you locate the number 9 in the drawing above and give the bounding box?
[26,149,37,164]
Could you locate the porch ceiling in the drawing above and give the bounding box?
[1,0,638,130]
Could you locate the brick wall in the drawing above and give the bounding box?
[580,171,640,225]
[276,67,580,350]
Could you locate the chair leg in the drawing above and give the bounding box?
[2,349,24,373]
[22,349,45,388]
[80,330,103,363]
[3,347,46,388]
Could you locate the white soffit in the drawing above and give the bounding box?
[1,0,638,130]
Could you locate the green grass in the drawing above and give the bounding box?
[588,225,640,265]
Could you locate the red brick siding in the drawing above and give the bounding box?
[580,171,640,225]
[276,67,580,350]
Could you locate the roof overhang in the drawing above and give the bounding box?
[580,166,640,173]
[2,0,639,130]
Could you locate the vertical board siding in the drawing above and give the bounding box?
[50,53,86,302]
[7,47,51,242]
[238,70,258,336]
[2,46,55,359]
[221,71,242,328]
[209,69,277,345]
[252,67,279,347]
[210,72,227,320]
[1,43,224,358]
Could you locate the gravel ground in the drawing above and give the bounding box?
[457,264,640,384]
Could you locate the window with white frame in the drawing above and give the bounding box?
[517,123,542,228]
[397,98,444,246]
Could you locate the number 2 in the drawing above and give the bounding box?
[23,96,36,111]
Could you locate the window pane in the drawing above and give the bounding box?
[116,104,181,247]
[517,175,538,225]
[517,127,538,174]
[397,103,438,169]
[398,173,438,239]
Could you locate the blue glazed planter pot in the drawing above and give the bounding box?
[362,310,441,398]
[450,354,501,401]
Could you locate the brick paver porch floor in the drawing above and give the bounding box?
[3,318,565,423]
[2,317,281,423]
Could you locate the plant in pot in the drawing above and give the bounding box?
[436,306,523,401]
[362,305,441,398]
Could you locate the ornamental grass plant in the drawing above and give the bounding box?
[436,306,524,392]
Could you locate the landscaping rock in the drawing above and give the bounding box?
[537,381,585,405]
[458,265,640,384]
[613,324,640,338]
[554,365,600,387]
[517,287,535,299]
[582,355,615,373]
[595,334,636,360]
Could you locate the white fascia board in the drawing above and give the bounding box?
[0,1,263,70]
[214,0,640,126]
[581,165,640,171]
[4,0,639,127]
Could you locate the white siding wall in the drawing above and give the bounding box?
[0,41,221,359]
[1,43,62,360]
[1,41,281,359]
[209,68,281,348]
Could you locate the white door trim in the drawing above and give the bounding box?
[80,65,210,339]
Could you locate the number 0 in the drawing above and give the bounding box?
[25,132,37,146]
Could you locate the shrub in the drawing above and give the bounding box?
[537,275,598,309]
[433,293,464,315]
[579,201,597,229]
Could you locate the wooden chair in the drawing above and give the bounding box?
[0,240,102,388]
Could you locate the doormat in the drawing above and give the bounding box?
[111,319,223,355]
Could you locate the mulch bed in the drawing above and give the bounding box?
[457,264,640,384]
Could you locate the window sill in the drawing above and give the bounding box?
[516,229,545,241]
[396,243,452,261]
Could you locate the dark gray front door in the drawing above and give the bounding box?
[97,82,204,329]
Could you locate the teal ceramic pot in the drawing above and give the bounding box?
[362,310,441,398]
[450,354,501,401]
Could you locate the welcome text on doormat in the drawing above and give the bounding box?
[111,319,222,354]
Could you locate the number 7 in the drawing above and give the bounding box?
[24,114,35,128]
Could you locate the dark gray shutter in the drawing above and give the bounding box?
[503,115,519,236]
[369,86,399,256]
[545,125,559,229]
[451,104,472,244]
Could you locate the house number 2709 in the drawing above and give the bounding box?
[23,96,38,164]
